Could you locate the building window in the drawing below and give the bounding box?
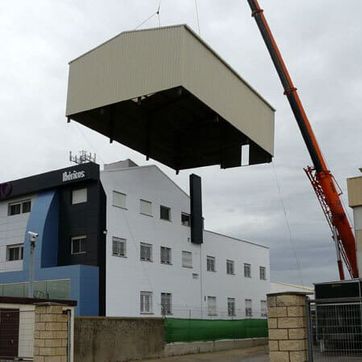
[182,251,192,268]
[71,236,86,255]
[140,291,153,314]
[140,199,152,216]
[112,191,126,209]
[244,263,251,278]
[208,296,217,316]
[245,299,252,317]
[192,273,199,279]
[261,300,267,318]
[260,266,266,280]
[226,260,234,275]
[161,293,172,315]
[72,188,87,204]
[6,244,24,261]
[160,246,171,265]
[112,237,126,257]
[181,212,190,226]
[140,243,152,262]
[228,298,236,317]
[8,200,31,216]
[207,256,216,272]
[160,205,171,221]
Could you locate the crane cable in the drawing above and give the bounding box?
[194,0,201,35]
[271,161,305,286]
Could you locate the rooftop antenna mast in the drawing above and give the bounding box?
[69,150,96,165]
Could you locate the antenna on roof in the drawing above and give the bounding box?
[69,150,96,165]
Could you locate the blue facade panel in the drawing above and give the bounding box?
[0,190,99,316]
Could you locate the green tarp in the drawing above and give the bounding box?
[164,318,268,343]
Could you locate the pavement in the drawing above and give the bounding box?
[145,345,269,362]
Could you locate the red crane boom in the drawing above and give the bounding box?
[246,0,358,279]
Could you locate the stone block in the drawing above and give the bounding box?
[39,347,57,356]
[278,317,306,329]
[279,339,306,351]
[267,296,277,307]
[46,306,63,314]
[56,314,68,322]
[269,340,279,351]
[270,351,289,362]
[35,322,46,331]
[277,295,306,307]
[33,356,45,362]
[268,307,288,318]
[41,314,58,322]
[35,339,45,347]
[46,322,67,331]
[268,318,277,329]
[55,347,67,355]
[39,331,67,339]
[288,328,306,340]
[45,339,63,348]
[288,306,305,317]
[43,356,65,362]
[269,329,288,340]
[290,350,307,362]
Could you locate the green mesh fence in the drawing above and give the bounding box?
[164,318,268,343]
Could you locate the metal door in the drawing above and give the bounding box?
[0,308,19,359]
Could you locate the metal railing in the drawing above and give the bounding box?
[307,298,362,361]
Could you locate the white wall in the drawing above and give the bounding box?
[0,196,34,273]
[101,164,269,319]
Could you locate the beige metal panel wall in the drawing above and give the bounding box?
[181,28,274,156]
[347,176,362,207]
[66,27,184,116]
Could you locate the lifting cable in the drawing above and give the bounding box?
[271,161,305,286]
[194,0,201,35]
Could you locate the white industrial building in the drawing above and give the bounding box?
[102,159,269,319]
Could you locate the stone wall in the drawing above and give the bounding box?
[74,317,165,362]
[34,304,69,362]
[267,292,308,362]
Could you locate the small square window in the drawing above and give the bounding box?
[22,201,31,213]
[261,300,267,318]
[161,292,172,315]
[8,203,21,216]
[160,205,171,221]
[207,256,216,272]
[72,188,87,204]
[244,263,251,278]
[71,236,86,255]
[181,212,190,226]
[260,266,266,280]
[140,243,152,262]
[228,298,236,317]
[182,251,192,268]
[6,244,24,261]
[160,246,172,265]
[226,260,234,275]
[113,191,126,209]
[140,291,153,314]
[112,237,126,257]
[140,199,152,216]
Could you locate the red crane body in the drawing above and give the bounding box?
[246,0,358,279]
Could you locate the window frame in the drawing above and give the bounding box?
[181,212,191,226]
[71,235,87,255]
[245,299,253,317]
[161,292,172,315]
[112,237,127,257]
[244,263,251,278]
[259,266,267,280]
[160,246,172,265]
[140,199,153,216]
[226,259,235,275]
[112,191,127,209]
[207,296,217,316]
[160,205,171,221]
[140,291,153,314]
[72,188,87,205]
[227,297,236,317]
[207,256,216,272]
[140,242,153,262]
[8,200,31,216]
[6,244,24,261]
[182,251,192,268]
[261,300,267,318]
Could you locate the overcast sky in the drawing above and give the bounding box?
[0,0,361,286]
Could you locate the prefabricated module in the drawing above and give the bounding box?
[66,24,275,172]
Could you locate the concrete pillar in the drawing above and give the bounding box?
[267,292,308,362]
[33,304,69,362]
